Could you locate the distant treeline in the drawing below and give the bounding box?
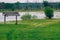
[0,2,60,10]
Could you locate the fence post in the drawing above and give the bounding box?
[16,15,18,25]
[4,15,6,24]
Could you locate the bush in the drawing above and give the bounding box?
[21,13,38,20]
[21,13,31,20]
[31,15,37,19]
[44,7,54,19]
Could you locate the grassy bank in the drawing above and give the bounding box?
[0,19,60,40]
[0,9,43,12]
[0,9,60,12]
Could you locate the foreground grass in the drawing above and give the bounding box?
[0,19,60,40]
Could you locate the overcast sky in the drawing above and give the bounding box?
[0,0,60,3]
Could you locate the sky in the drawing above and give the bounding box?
[0,0,60,3]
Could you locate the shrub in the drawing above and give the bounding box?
[21,13,31,20]
[31,15,37,19]
[44,7,54,19]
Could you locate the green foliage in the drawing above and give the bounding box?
[31,15,37,19]
[0,2,60,11]
[21,13,31,20]
[21,13,38,20]
[43,1,49,7]
[58,2,60,9]
[44,7,54,19]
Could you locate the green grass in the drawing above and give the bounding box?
[0,19,60,40]
[0,9,43,12]
[0,9,60,12]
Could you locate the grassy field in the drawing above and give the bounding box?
[0,19,60,40]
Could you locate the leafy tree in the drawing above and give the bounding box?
[43,1,49,7]
[44,7,54,19]
[15,2,20,9]
[58,2,60,9]
[12,4,16,11]
[4,3,12,9]
[0,2,5,9]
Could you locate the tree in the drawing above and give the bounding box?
[15,2,20,9]
[11,4,16,11]
[0,2,5,9]
[44,7,54,19]
[43,1,49,7]
[58,2,60,9]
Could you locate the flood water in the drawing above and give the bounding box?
[0,12,60,22]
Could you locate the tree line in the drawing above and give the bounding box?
[0,2,60,11]
[0,2,20,11]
